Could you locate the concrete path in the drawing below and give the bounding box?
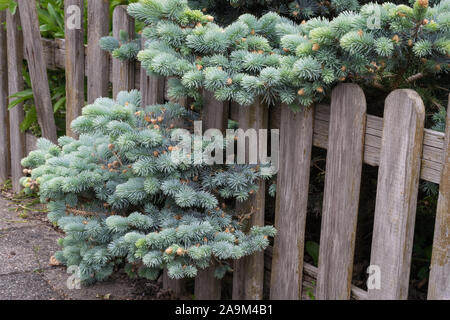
[0,196,139,300]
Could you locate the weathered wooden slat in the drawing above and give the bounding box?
[201,90,229,132]
[193,90,230,300]
[316,84,366,300]
[140,37,165,106]
[6,11,26,192]
[264,246,368,300]
[65,0,85,137]
[232,98,268,300]
[17,0,57,143]
[270,104,314,300]
[368,89,425,300]
[0,11,10,182]
[193,264,221,299]
[162,269,186,297]
[87,0,110,103]
[112,6,135,98]
[428,98,450,300]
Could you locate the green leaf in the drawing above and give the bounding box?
[0,0,12,11]
[53,97,66,112]
[8,0,16,14]
[20,105,37,132]
[305,241,319,266]
[8,89,33,110]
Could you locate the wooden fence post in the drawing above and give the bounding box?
[232,97,268,300]
[87,0,110,103]
[17,0,57,143]
[192,90,230,300]
[112,5,135,99]
[270,104,314,300]
[65,0,85,137]
[0,10,10,182]
[6,11,25,192]
[140,37,165,106]
[428,97,450,300]
[162,269,187,298]
[316,84,366,300]
[368,89,425,300]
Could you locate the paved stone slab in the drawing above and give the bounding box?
[0,225,60,275]
[0,197,41,230]
[43,268,136,300]
[0,272,61,300]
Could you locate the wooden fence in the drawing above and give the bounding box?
[0,2,448,300]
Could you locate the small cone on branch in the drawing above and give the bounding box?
[417,0,428,8]
[49,255,61,266]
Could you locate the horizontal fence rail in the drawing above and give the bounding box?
[29,38,447,185]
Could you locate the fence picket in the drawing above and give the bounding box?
[87,0,110,103]
[368,89,425,300]
[428,97,450,300]
[112,5,135,99]
[17,0,57,143]
[139,37,165,106]
[64,0,85,137]
[193,91,230,300]
[316,84,366,300]
[232,97,268,300]
[0,11,10,182]
[270,104,314,300]
[6,11,25,192]
[162,269,187,297]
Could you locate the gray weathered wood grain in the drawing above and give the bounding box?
[201,90,229,132]
[140,37,165,106]
[0,11,10,182]
[231,101,444,184]
[428,97,450,300]
[87,0,110,103]
[316,84,366,300]
[270,104,314,300]
[65,0,85,137]
[264,246,369,300]
[194,263,222,300]
[162,269,186,297]
[6,11,25,192]
[112,6,135,99]
[17,0,57,142]
[193,91,230,300]
[232,98,268,300]
[368,89,425,300]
